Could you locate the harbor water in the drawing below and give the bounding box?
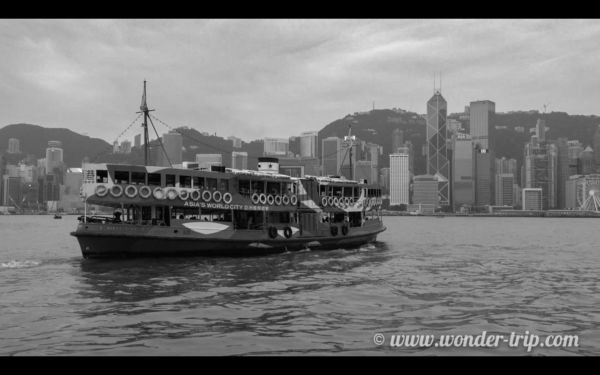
[0,215,599,355]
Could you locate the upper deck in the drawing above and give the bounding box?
[80,163,383,213]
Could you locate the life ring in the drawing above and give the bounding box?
[290,195,297,205]
[321,196,328,206]
[267,194,275,205]
[124,185,138,198]
[341,225,349,236]
[268,226,278,239]
[223,192,233,204]
[213,190,222,203]
[283,226,292,239]
[202,190,212,202]
[110,185,123,198]
[179,189,190,201]
[333,197,340,207]
[348,197,354,206]
[251,193,260,205]
[344,197,350,206]
[166,188,178,200]
[328,197,334,206]
[153,187,165,200]
[274,195,282,205]
[259,193,267,205]
[190,190,201,201]
[330,226,338,236]
[95,185,108,197]
[139,185,152,199]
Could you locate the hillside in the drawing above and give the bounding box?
[0,123,111,167]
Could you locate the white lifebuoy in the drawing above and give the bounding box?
[223,192,233,204]
[139,185,152,199]
[348,197,354,206]
[333,197,339,207]
[290,195,297,205]
[344,197,350,206]
[153,187,165,200]
[251,193,260,205]
[328,197,334,206]
[259,193,267,205]
[202,190,212,202]
[267,194,274,205]
[124,185,138,198]
[321,196,328,206]
[95,185,108,197]
[166,188,178,200]
[274,195,282,205]
[110,185,123,198]
[213,190,222,203]
[190,190,201,201]
[179,189,190,201]
[282,195,289,205]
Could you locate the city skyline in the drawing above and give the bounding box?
[2,19,600,141]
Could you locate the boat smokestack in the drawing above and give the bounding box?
[257,157,279,174]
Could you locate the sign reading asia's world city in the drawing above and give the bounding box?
[183,201,269,211]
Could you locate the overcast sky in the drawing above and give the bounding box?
[1,19,600,143]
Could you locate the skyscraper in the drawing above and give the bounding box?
[426,89,449,207]
[495,173,515,206]
[134,134,141,149]
[231,151,248,170]
[535,119,546,142]
[120,140,132,154]
[594,125,600,169]
[392,128,404,153]
[412,174,439,208]
[7,138,20,154]
[522,188,543,210]
[299,131,318,158]
[470,100,496,207]
[524,131,557,210]
[551,138,569,208]
[469,100,496,150]
[581,146,595,175]
[389,153,409,206]
[195,154,223,170]
[452,133,474,210]
[321,137,342,176]
[264,138,289,156]
[45,141,64,176]
[158,131,183,166]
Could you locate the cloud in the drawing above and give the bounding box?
[1,19,600,144]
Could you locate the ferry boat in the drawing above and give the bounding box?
[70,82,386,258]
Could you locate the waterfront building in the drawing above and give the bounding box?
[195,154,223,170]
[321,137,343,176]
[120,140,132,154]
[159,131,183,166]
[495,173,515,207]
[580,146,595,175]
[389,153,409,206]
[426,89,450,207]
[299,131,318,158]
[134,134,141,149]
[470,100,496,208]
[45,141,64,178]
[412,174,439,208]
[231,151,248,170]
[264,138,289,156]
[278,156,320,178]
[452,133,474,210]
[522,188,543,211]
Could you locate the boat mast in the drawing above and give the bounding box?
[137,80,154,166]
[344,124,356,180]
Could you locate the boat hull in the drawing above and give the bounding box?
[71,223,386,258]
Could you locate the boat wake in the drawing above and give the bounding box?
[1,260,42,269]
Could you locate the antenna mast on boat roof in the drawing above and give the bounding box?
[137,80,155,166]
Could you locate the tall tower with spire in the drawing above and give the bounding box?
[426,74,450,208]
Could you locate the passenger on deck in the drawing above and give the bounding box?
[114,211,122,223]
